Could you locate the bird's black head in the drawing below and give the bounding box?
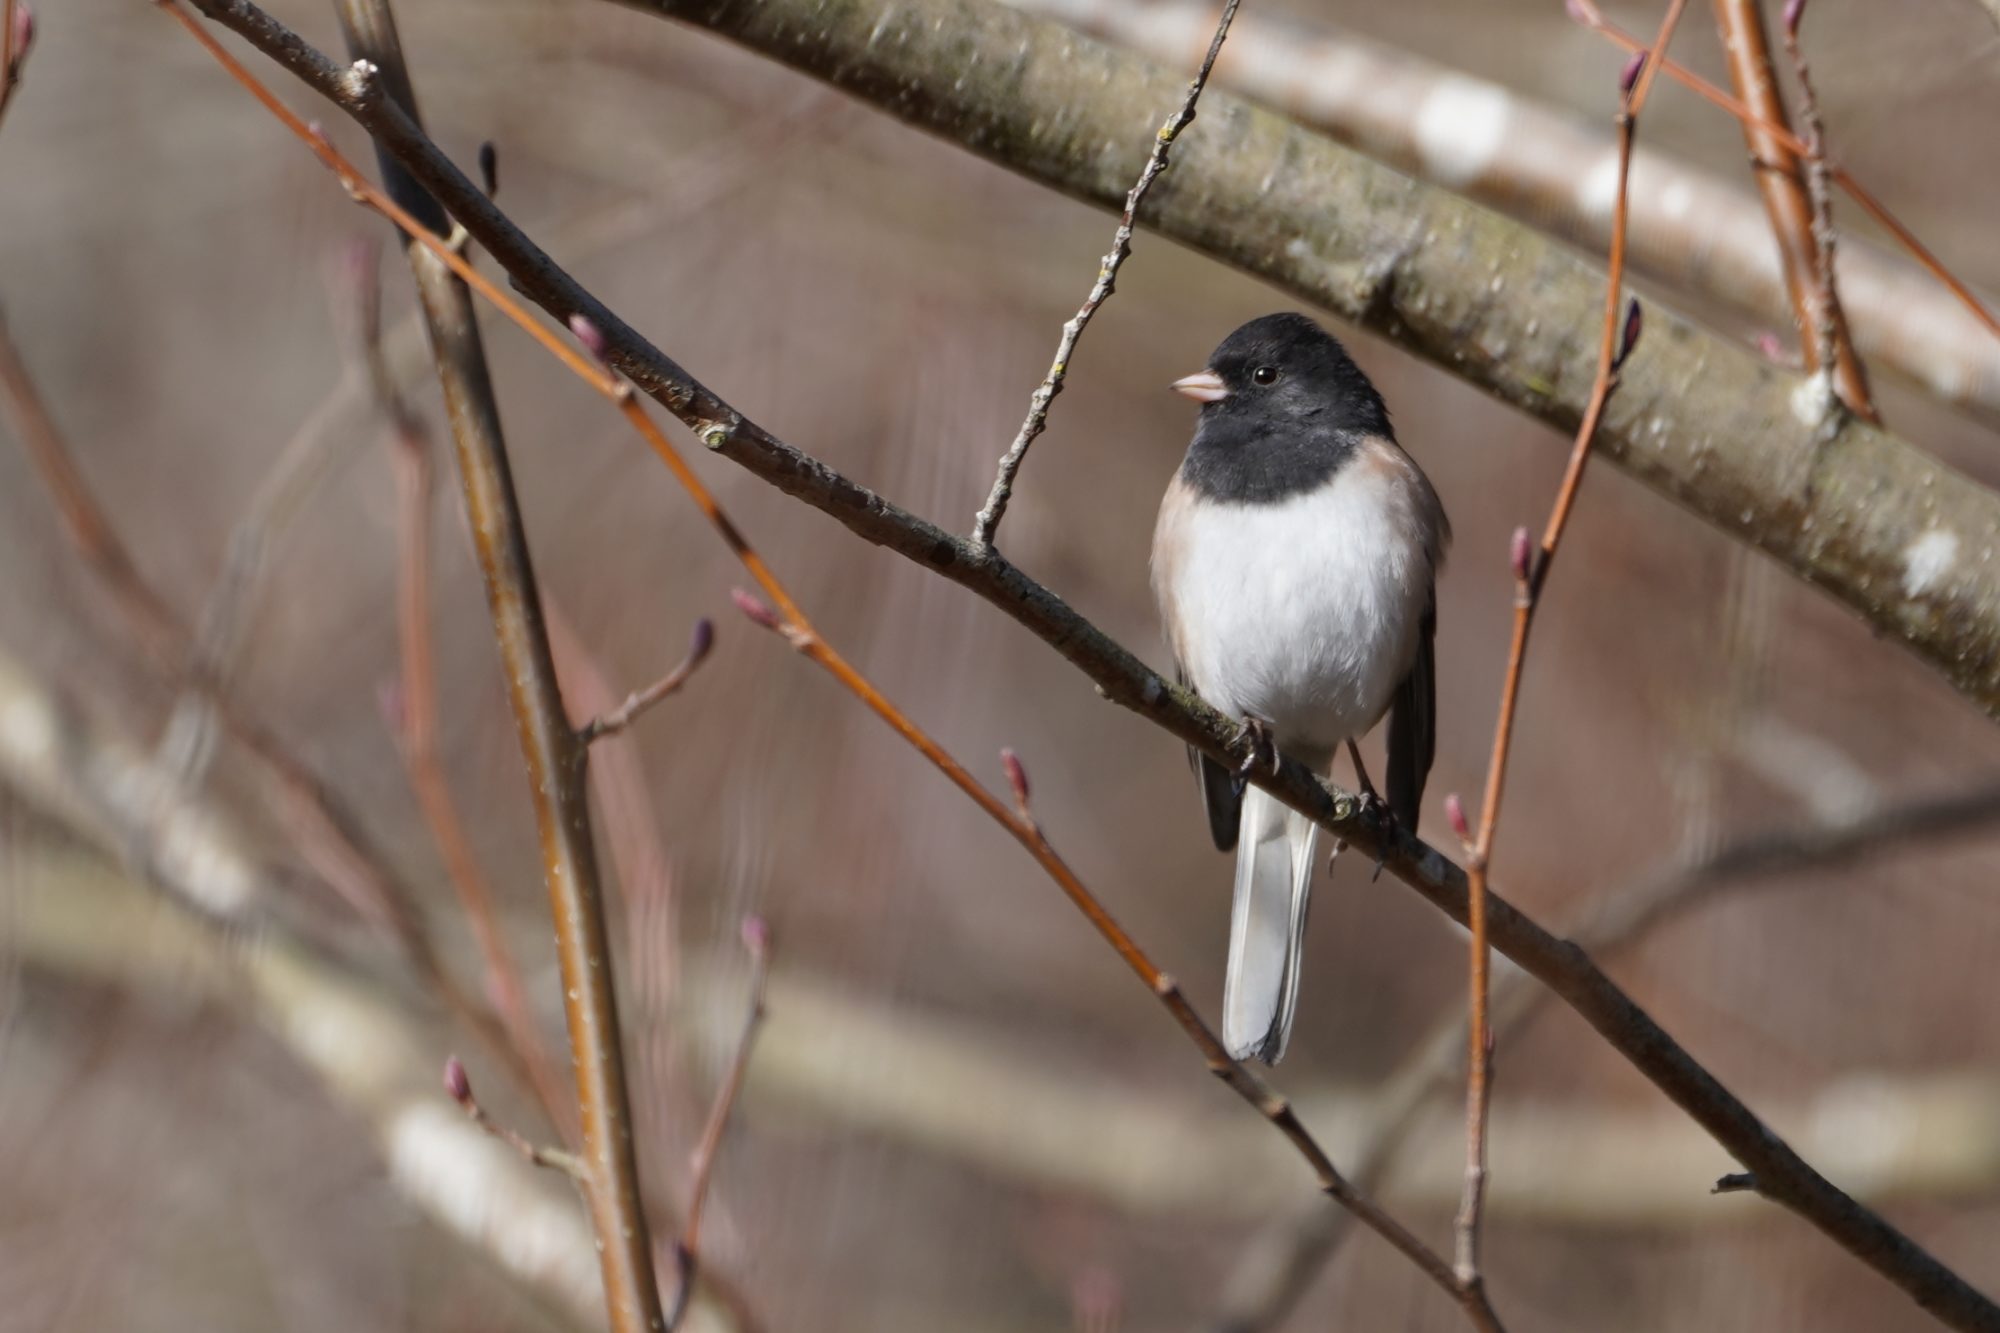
[1174,313,1392,504]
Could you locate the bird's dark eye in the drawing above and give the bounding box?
[1251,365,1280,386]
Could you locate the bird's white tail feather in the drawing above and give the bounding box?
[1224,786,1319,1064]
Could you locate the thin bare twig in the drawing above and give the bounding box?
[325,0,663,1327]
[1776,1,1853,411]
[969,0,1240,546]
[444,1055,589,1182]
[158,4,2000,1324]
[669,917,772,1332]
[1709,0,1872,420]
[0,0,29,131]
[1452,0,1687,1298]
[580,617,715,744]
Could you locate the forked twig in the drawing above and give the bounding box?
[1450,0,1687,1298]
[444,1055,589,1182]
[970,0,1240,546]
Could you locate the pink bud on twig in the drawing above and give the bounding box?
[443,1055,472,1106]
[1444,793,1470,845]
[1782,0,1806,35]
[740,914,770,956]
[1755,331,1787,364]
[1000,747,1031,811]
[567,312,610,367]
[1508,527,1532,584]
[1619,51,1645,97]
[1614,298,1643,370]
[10,2,33,69]
[730,587,782,631]
[1563,0,1594,25]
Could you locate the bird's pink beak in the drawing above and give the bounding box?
[1171,370,1229,403]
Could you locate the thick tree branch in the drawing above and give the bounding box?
[163,2,2000,1326]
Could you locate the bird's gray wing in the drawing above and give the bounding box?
[1385,593,1437,833]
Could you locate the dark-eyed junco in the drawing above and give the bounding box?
[1151,312,1450,1065]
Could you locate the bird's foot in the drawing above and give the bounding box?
[1232,715,1280,778]
[1343,740,1396,881]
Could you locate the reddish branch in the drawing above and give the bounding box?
[1709,0,1873,419]
[669,916,772,1331]
[1451,0,1687,1294]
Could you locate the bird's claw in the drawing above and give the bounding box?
[1232,715,1280,777]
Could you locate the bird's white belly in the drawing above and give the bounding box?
[1164,476,1426,754]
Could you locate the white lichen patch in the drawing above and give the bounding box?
[1902,526,1959,599]
[1413,77,1509,187]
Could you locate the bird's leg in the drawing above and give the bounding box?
[1344,739,1397,881]
[1233,714,1280,778]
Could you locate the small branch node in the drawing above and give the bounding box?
[444,1055,588,1183]
[1713,1172,1760,1195]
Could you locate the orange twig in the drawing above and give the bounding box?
[1573,0,2000,349]
[157,8,1498,1321]
[1453,0,1688,1298]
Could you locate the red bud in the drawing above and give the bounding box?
[687,617,715,665]
[1755,331,1786,363]
[443,1055,472,1105]
[730,587,781,631]
[1444,793,1470,844]
[1508,527,1531,583]
[1563,0,1593,23]
[740,914,770,955]
[1782,0,1805,34]
[1619,51,1645,96]
[1000,747,1031,809]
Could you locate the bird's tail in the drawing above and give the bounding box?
[1224,785,1319,1064]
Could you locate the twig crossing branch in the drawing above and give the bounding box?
[969,0,1240,546]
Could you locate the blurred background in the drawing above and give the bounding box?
[5,0,2000,1329]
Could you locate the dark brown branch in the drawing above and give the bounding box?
[969,0,1239,545]
[1710,0,1874,420]
[160,3,2000,1326]
[326,2,663,1329]
[1215,771,2000,1331]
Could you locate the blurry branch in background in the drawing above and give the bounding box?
[0,644,741,1332]
[1007,0,1998,425]
[0,304,535,1090]
[1448,0,1689,1301]
[1216,770,2000,1332]
[671,917,771,1331]
[364,238,573,1135]
[1709,0,1873,420]
[970,0,1239,546]
[605,0,2000,723]
[161,2,2000,1324]
[1572,4,2000,365]
[154,10,1499,1319]
[327,0,666,1327]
